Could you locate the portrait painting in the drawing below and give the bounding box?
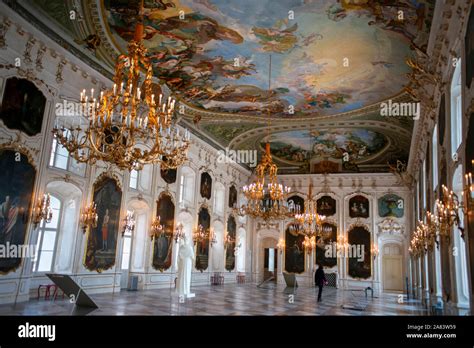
[0,78,46,136]
[200,172,212,200]
[349,195,369,218]
[317,195,336,216]
[0,149,36,274]
[84,176,122,272]
[378,194,404,218]
[287,195,305,215]
[225,215,236,271]
[315,222,337,268]
[284,224,305,274]
[195,207,210,271]
[348,226,371,279]
[152,193,175,271]
[228,185,237,208]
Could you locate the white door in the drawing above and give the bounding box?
[382,244,403,292]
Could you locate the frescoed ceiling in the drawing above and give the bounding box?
[9,0,436,174]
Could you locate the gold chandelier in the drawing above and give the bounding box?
[240,142,291,221]
[239,55,291,222]
[291,183,326,237]
[52,3,190,171]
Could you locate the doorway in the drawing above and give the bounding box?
[263,248,277,282]
[382,243,403,292]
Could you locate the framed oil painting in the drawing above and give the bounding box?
[225,215,236,271]
[0,149,36,274]
[349,195,369,218]
[466,7,474,88]
[84,175,122,272]
[0,78,46,136]
[152,193,175,271]
[287,195,304,214]
[315,222,337,268]
[228,185,237,208]
[317,195,336,216]
[348,226,371,279]
[378,194,404,218]
[200,172,212,200]
[195,206,210,271]
[284,224,305,274]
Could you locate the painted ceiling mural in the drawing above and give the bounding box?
[14,0,436,174]
[103,0,434,117]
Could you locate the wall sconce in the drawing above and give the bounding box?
[371,243,379,260]
[80,203,98,233]
[276,238,285,254]
[32,193,53,229]
[436,185,464,240]
[122,211,135,236]
[150,215,163,240]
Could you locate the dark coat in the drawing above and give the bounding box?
[314,268,326,286]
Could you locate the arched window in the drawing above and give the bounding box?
[450,60,462,156]
[178,167,195,208]
[33,195,61,273]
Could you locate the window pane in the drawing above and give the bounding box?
[54,144,69,169]
[121,237,131,270]
[130,170,138,189]
[49,139,57,166]
[69,158,86,176]
[37,251,53,272]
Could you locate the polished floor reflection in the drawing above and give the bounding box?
[0,284,428,316]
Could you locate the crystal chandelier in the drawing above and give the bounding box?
[193,224,216,246]
[32,193,53,229]
[239,55,291,222]
[52,4,190,171]
[80,203,98,233]
[292,183,326,237]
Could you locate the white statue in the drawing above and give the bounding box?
[176,236,195,298]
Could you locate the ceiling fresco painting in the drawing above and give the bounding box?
[14,0,435,174]
[103,0,434,117]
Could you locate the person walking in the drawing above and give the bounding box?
[314,264,327,302]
